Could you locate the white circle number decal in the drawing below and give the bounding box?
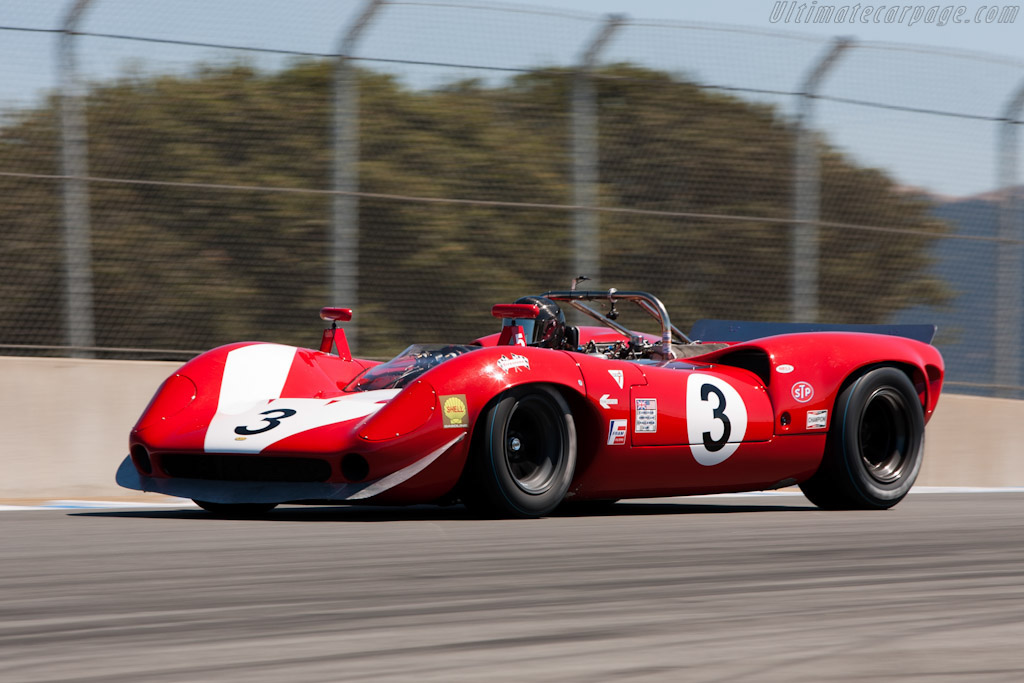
[687,374,748,466]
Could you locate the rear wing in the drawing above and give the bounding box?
[690,320,937,345]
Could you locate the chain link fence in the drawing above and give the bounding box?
[1,0,1022,398]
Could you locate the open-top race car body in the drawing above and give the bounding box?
[118,289,944,517]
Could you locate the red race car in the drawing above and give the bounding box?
[117,288,944,517]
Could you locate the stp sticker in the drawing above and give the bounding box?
[806,409,828,429]
[607,419,627,445]
[791,381,815,403]
[634,398,658,433]
[441,394,469,428]
[497,354,530,373]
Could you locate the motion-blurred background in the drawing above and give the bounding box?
[2,0,1022,399]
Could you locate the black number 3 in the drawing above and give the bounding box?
[700,384,731,453]
[235,408,297,435]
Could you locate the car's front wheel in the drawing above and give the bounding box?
[462,386,576,518]
[800,367,925,510]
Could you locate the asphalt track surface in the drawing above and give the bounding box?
[2,492,1023,683]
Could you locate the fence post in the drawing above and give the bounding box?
[571,14,624,291]
[58,0,96,358]
[791,37,851,323]
[996,81,1024,399]
[332,0,384,354]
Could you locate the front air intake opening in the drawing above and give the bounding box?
[161,453,331,482]
[130,445,153,475]
[341,453,370,482]
[715,348,772,386]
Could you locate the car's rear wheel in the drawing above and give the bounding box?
[800,367,925,510]
[462,386,576,518]
[193,500,278,516]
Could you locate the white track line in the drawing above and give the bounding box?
[0,499,195,511]
[2,488,1023,511]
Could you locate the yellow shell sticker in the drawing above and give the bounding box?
[441,394,469,429]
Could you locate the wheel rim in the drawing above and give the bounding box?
[503,395,563,495]
[858,387,914,484]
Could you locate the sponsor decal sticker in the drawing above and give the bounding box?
[634,398,658,433]
[776,364,794,374]
[806,409,828,429]
[497,354,531,373]
[608,369,624,389]
[791,381,815,403]
[607,419,627,445]
[441,394,469,428]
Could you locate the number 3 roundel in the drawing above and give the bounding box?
[686,374,748,466]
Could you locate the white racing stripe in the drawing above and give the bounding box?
[205,392,399,453]
[203,343,398,453]
[348,434,466,500]
[0,500,193,511]
[214,344,297,415]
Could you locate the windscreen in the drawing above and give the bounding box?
[346,344,480,392]
[504,318,536,344]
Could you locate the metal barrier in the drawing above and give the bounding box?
[0,0,1022,398]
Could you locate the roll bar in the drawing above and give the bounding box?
[540,289,692,357]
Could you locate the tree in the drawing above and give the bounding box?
[0,60,948,358]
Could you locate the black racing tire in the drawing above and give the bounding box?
[799,367,925,510]
[193,500,278,516]
[462,386,577,518]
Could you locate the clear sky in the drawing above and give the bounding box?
[564,0,1023,54]
[2,0,1023,196]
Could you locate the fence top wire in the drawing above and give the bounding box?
[3,6,1023,97]
[386,0,597,22]
[3,2,1024,64]
[3,170,1019,246]
[854,39,1024,69]
[2,24,1018,127]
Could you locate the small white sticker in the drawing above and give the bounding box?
[609,369,624,389]
[497,354,530,373]
[806,409,828,429]
[777,364,794,374]
[607,419,627,445]
[635,398,658,433]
